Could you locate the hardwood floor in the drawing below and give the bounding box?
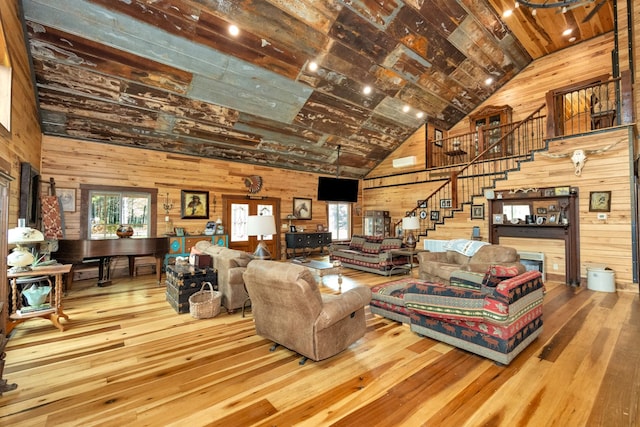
[1,261,638,426]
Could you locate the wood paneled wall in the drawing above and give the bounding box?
[0,0,42,225]
[364,32,638,291]
[40,136,363,258]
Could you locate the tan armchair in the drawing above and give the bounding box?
[243,260,372,364]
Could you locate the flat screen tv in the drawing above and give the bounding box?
[317,177,359,202]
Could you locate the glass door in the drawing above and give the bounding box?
[224,196,280,258]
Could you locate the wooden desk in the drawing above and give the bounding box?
[7,264,72,334]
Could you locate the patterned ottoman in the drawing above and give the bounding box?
[370,278,433,324]
[404,270,545,365]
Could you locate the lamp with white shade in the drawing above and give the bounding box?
[7,218,45,272]
[402,216,420,250]
[247,215,276,260]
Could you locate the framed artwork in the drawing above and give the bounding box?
[440,198,452,208]
[493,214,504,224]
[181,190,209,219]
[58,188,76,212]
[544,188,556,197]
[555,186,570,196]
[293,197,312,220]
[430,210,440,221]
[418,200,427,208]
[434,129,443,147]
[589,191,611,212]
[471,204,484,220]
[537,207,547,214]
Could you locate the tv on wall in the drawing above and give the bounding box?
[317,177,359,203]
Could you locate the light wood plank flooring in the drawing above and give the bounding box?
[1,261,639,426]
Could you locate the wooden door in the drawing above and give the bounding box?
[224,196,280,259]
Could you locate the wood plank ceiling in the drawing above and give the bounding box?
[20,0,614,178]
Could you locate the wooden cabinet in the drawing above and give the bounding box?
[469,105,513,157]
[488,186,579,285]
[164,235,228,268]
[363,210,390,236]
[285,232,332,258]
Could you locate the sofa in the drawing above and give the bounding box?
[329,235,409,275]
[370,267,545,365]
[194,241,253,313]
[242,260,372,364]
[417,239,525,285]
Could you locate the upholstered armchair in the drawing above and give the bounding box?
[242,260,372,364]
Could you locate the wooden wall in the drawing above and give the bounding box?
[40,136,363,259]
[0,0,42,224]
[364,32,638,291]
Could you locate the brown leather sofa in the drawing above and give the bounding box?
[243,260,372,364]
[418,240,525,285]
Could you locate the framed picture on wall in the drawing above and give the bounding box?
[434,129,443,147]
[589,191,611,212]
[471,204,484,220]
[293,197,312,220]
[181,190,209,219]
[57,188,76,212]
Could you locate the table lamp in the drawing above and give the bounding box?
[247,215,276,260]
[7,218,45,272]
[402,216,420,250]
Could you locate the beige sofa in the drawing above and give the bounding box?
[243,260,372,364]
[194,241,253,312]
[418,240,525,285]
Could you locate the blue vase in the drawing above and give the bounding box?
[23,285,51,306]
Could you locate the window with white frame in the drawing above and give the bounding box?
[327,202,351,241]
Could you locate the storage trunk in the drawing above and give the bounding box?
[165,265,218,314]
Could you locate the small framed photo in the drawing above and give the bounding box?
[174,227,185,237]
[181,190,209,219]
[544,188,556,197]
[548,204,557,211]
[293,197,312,220]
[57,188,76,212]
[555,186,570,196]
[493,214,504,224]
[537,207,547,214]
[589,191,611,212]
[434,129,443,147]
[471,204,484,220]
[430,210,440,221]
[418,200,427,208]
[548,214,557,224]
[440,199,452,209]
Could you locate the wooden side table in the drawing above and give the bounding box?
[7,264,72,334]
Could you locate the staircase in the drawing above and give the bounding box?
[407,105,547,237]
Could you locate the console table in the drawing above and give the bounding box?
[285,232,332,259]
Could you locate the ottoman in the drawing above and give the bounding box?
[370,277,432,324]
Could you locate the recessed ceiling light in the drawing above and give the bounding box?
[569,36,576,43]
[485,77,493,85]
[403,105,410,113]
[416,112,424,119]
[363,85,372,95]
[532,9,537,16]
[563,28,573,36]
[503,9,513,18]
[229,25,239,36]
[308,61,318,72]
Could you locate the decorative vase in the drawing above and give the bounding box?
[116,225,134,238]
[23,284,51,306]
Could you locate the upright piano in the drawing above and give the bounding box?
[55,237,169,287]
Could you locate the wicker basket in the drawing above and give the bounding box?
[189,282,221,319]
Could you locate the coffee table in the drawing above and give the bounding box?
[292,259,343,286]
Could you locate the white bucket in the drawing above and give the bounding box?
[586,264,616,293]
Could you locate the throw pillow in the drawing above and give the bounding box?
[481,265,520,287]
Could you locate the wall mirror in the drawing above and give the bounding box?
[502,204,531,223]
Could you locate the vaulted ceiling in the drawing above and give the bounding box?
[20,0,614,178]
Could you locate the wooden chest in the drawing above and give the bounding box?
[165,265,217,314]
